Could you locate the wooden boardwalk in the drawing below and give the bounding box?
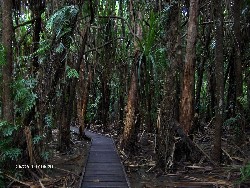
[80,130,130,188]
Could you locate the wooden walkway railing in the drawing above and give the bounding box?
[79,130,130,188]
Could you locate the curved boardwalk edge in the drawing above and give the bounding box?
[79,130,130,188]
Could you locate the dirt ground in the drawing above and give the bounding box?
[120,129,250,188]
[85,123,250,188]
[45,129,90,188]
[6,128,90,188]
[7,123,250,188]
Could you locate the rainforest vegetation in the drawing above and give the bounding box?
[0,0,250,187]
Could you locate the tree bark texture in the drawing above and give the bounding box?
[77,62,92,137]
[2,0,14,122]
[195,24,211,115]
[213,0,224,163]
[232,0,244,145]
[180,0,199,134]
[121,60,139,152]
[121,0,142,152]
[74,19,89,132]
[156,2,181,172]
[31,0,45,74]
[156,69,177,171]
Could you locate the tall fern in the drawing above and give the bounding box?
[46,5,79,42]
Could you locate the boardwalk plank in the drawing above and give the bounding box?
[86,163,122,169]
[85,170,125,175]
[81,182,128,188]
[88,157,120,163]
[86,166,123,171]
[80,130,130,188]
[84,175,126,182]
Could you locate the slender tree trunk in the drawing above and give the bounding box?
[30,0,45,73]
[2,0,14,122]
[119,0,125,38]
[156,2,180,171]
[121,60,139,151]
[248,77,250,122]
[121,0,142,152]
[226,56,235,118]
[195,60,205,114]
[76,27,89,136]
[77,62,92,136]
[101,74,110,131]
[207,61,216,120]
[58,87,69,151]
[179,0,199,134]
[117,0,126,133]
[0,2,2,41]
[232,0,244,145]
[118,62,127,133]
[213,0,224,163]
[195,25,211,115]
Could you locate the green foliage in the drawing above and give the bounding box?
[45,114,53,128]
[33,135,42,144]
[66,65,79,78]
[36,35,51,63]
[46,5,79,41]
[240,163,250,182]
[223,113,244,138]
[0,121,18,137]
[0,170,4,188]
[87,94,101,123]
[35,5,79,64]
[55,42,65,53]
[0,44,6,65]
[1,148,21,161]
[141,11,160,56]
[41,151,50,162]
[0,121,21,163]
[224,113,242,127]
[237,96,248,109]
[13,78,37,116]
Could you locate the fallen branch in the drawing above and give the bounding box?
[222,148,233,162]
[194,141,216,166]
[53,167,80,177]
[5,174,33,187]
[171,121,216,165]
[39,179,46,188]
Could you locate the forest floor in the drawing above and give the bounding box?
[44,129,91,188]
[8,123,250,188]
[8,129,90,188]
[88,123,250,188]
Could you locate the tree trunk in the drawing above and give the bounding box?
[248,77,250,123]
[100,74,110,131]
[179,0,199,134]
[121,0,142,152]
[75,25,89,135]
[156,2,181,171]
[2,0,14,122]
[232,0,244,145]
[213,0,224,163]
[207,60,216,120]
[77,62,92,137]
[195,24,211,116]
[226,55,235,118]
[30,0,45,73]
[121,60,139,152]
[58,86,70,151]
